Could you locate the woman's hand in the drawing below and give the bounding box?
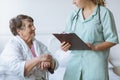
[24,54,52,76]
[61,41,71,52]
[40,61,51,70]
[38,54,55,71]
[39,59,55,74]
[37,54,52,70]
[39,54,52,62]
[40,59,55,70]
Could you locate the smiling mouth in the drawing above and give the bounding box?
[30,31,35,35]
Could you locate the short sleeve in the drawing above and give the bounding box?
[64,14,73,33]
[102,9,119,43]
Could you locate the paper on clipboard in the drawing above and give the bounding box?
[53,33,91,50]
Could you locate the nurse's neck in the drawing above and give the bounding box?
[82,2,96,19]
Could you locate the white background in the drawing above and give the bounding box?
[0,0,73,35]
[0,0,120,80]
[0,0,120,52]
[0,0,119,35]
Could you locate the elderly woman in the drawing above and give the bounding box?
[0,14,58,80]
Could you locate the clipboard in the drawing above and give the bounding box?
[53,33,91,50]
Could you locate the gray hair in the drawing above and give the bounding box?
[9,14,34,36]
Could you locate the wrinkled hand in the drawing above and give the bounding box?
[61,41,71,52]
[39,54,52,62]
[40,61,51,70]
[37,54,55,71]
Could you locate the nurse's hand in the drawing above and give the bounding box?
[86,42,116,51]
[86,43,96,50]
[61,41,71,52]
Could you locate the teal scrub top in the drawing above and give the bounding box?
[63,5,119,80]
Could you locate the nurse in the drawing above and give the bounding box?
[0,14,58,80]
[61,0,119,80]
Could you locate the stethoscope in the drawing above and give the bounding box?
[70,5,101,32]
[70,9,80,32]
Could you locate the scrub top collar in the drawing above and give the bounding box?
[79,5,98,23]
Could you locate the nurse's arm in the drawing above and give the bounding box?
[87,42,116,51]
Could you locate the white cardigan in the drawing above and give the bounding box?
[0,36,58,80]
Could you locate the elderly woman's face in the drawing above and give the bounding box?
[18,19,36,42]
